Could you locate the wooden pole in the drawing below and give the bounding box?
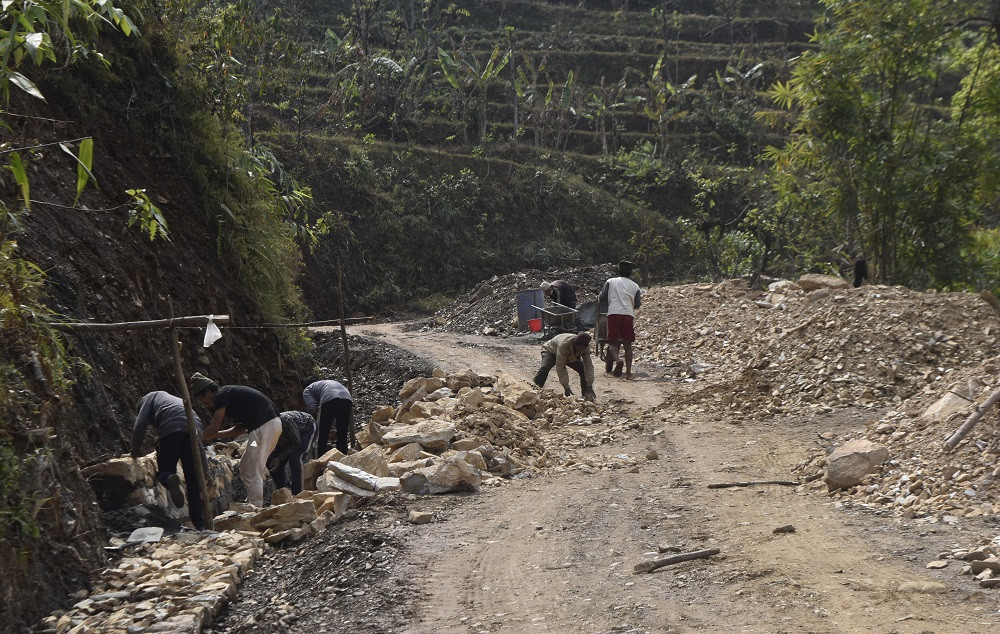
[52,315,230,333]
[633,548,721,574]
[707,480,798,489]
[170,328,213,531]
[944,384,1000,451]
[260,317,375,328]
[337,258,357,449]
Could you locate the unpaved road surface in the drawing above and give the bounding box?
[218,324,1000,633]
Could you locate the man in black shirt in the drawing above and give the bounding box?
[541,279,578,309]
[190,373,282,507]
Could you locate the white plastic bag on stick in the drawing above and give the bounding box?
[203,316,223,348]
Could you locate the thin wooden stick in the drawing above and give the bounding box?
[337,258,358,449]
[51,315,229,333]
[170,328,213,531]
[707,480,798,489]
[634,548,721,574]
[944,384,1000,451]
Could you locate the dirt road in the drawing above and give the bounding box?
[217,324,1000,633]
[357,324,999,633]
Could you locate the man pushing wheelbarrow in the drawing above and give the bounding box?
[599,261,642,380]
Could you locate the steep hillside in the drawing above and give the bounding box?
[262,0,820,314]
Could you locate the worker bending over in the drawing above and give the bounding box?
[268,410,315,495]
[533,331,596,401]
[190,373,281,508]
[303,378,354,456]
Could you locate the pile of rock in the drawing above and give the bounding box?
[926,541,1000,589]
[431,264,616,336]
[638,277,998,421]
[212,488,350,545]
[795,356,1000,519]
[37,532,262,634]
[82,449,238,527]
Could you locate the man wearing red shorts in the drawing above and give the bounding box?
[599,260,642,380]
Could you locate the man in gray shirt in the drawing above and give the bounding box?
[131,391,207,530]
[303,378,354,456]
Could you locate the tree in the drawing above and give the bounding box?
[438,45,510,144]
[762,0,993,287]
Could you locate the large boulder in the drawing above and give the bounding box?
[399,456,482,495]
[380,419,457,450]
[798,273,849,291]
[446,369,479,392]
[826,439,890,490]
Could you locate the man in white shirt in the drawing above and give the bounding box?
[599,260,642,380]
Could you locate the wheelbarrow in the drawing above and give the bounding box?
[595,311,610,361]
[531,302,578,339]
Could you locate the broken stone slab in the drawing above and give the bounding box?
[459,387,487,408]
[897,581,948,594]
[767,280,801,293]
[374,477,401,492]
[340,444,390,477]
[250,500,317,531]
[303,448,347,490]
[326,461,379,491]
[316,472,376,497]
[798,273,849,291]
[453,450,488,471]
[380,419,457,450]
[371,405,395,423]
[969,560,1000,574]
[400,377,445,399]
[446,369,479,392]
[409,510,434,524]
[388,458,436,478]
[399,456,482,495]
[81,456,156,484]
[270,487,294,506]
[452,437,488,452]
[389,442,424,463]
[922,391,973,422]
[495,372,540,411]
[263,525,313,545]
[825,439,889,490]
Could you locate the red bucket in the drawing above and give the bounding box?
[527,318,542,332]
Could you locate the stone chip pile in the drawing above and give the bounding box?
[431,264,615,335]
[638,278,998,421]
[795,356,1000,519]
[927,540,1000,589]
[37,532,262,634]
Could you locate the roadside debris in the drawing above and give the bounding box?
[634,548,721,574]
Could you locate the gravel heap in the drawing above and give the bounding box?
[638,279,998,422]
[793,355,1000,520]
[431,264,616,336]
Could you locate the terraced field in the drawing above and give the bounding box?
[262,0,822,312]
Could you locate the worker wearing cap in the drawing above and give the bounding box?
[599,260,642,380]
[533,331,596,401]
[540,279,577,309]
[190,372,281,508]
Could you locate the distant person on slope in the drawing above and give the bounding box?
[853,253,869,288]
[267,410,315,495]
[599,260,642,380]
[533,331,596,401]
[303,378,354,456]
[190,373,281,508]
[541,279,578,309]
[131,391,207,530]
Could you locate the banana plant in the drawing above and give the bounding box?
[643,53,696,159]
[438,45,511,143]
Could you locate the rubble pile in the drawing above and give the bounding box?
[926,539,1000,589]
[638,278,998,420]
[794,356,1000,519]
[211,489,351,545]
[431,264,616,335]
[37,532,262,634]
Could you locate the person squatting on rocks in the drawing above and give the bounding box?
[600,260,642,380]
[190,373,281,508]
[131,391,208,530]
[853,253,869,288]
[267,410,315,495]
[533,331,597,401]
[540,279,578,309]
[303,377,354,456]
